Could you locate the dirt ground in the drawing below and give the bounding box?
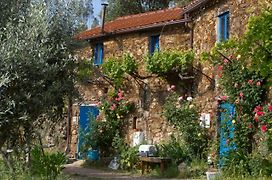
[62,160,188,180]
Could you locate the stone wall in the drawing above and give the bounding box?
[70,0,260,157]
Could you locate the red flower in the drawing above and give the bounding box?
[248,79,253,85]
[248,124,253,129]
[220,96,228,101]
[254,116,259,122]
[268,105,272,112]
[256,81,261,86]
[256,111,265,116]
[239,92,244,98]
[110,104,117,111]
[254,105,263,113]
[261,125,267,133]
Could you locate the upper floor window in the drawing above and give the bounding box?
[217,11,229,42]
[149,35,160,54]
[94,43,103,65]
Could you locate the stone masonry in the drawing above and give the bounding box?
[70,0,261,157]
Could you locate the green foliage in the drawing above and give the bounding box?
[106,0,171,21]
[241,8,272,80]
[157,136,187,165]
[105,0,193,21]
[31,146,67,179]
[119,146,139,170]
[0,1,76,151]
[111,132,139,170]
[77,59,93,83]
[145,50,194,76]
[103,58,125,87]
[102,54,138,87]
[163,93,208,159]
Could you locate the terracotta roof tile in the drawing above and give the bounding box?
[75,7,184,40]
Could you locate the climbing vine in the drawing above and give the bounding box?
[145,50,194,76]
[102,53,138,87]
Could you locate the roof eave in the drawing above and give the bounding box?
[79,18,191,41]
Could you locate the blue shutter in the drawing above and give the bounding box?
[94,43,103,65]
[99,43,103,64]
[94,45,98,65]
[150,35,160,54]
[155,35,160,51]
[217,12,229,42]
[225,13,229,40]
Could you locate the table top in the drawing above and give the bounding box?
[139,156,171,163]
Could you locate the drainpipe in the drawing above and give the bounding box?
[101,2,108,33]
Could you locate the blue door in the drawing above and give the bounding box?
[219,102,236,167]
[77,105,99,159]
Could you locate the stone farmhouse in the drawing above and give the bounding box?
[68,0,260,157]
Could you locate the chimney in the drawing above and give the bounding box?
[101,2,108,33]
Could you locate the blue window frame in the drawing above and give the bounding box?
[94,43,103,65]
[217,12,229,42]
[149,35,160,54]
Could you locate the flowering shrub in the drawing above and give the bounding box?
[82,89,134,156]
[163,91,208,159]
[202,9,272,177]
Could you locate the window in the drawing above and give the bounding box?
[94,43,103,65]
[217,11,229,42]
[149,35,160,54]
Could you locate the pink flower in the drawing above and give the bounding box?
[226,139,229,145]
[97,101,102,106]
[268,105,272,111]
[256,111,265,116]
[224,59,229,64]
[248,79,253,85]
[248,124,253,129]
[220,96,228,101]
[110,104,116,111]
[118,90,123,98]
[239,92,244,98]
[261,125,267,133]
[256,81,261,86]
[254,105,263,112]
[218,65,223,71]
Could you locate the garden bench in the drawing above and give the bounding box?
[139,156,171,174]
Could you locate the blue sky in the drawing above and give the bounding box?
[87,0,103,28]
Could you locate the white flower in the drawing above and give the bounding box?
[178,96,183,101]
[187,97,193,101]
